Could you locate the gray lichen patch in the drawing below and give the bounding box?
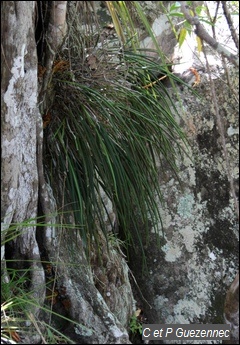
[177,194,195,220]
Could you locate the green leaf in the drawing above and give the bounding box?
[196,35,202,53]
[169,2,181,12]
[168,12,184,17]
[178,27,188,47]
[195,5,205,16]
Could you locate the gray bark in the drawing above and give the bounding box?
[1,1,45,311]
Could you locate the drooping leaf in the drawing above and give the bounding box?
[44,1,191,263]
[178,27,187,47]
[196,35,202,53]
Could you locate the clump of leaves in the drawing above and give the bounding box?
[44,2,189,260]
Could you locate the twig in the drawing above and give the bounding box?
[128,268,153,309]
[221,1,239,50]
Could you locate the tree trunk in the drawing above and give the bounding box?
[1,2,133,343]
[1,1,45,313]
[223,272,239,344]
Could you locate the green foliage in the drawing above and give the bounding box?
[44,2,189,261]
[163,1,220,49]
[1,286,77,344]
[1,219,84,345]
[178,27,188,48]
[129,314,142,335]
[228,1,239,15]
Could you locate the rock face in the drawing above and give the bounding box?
[93,2,239,343]
[129,67,239,343]
[118,3,239,344]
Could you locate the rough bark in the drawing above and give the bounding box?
[223,272,239,344]
[38,1,68,106]
[221,1,239,50]
[41,228,132,344]
[1,1,45,312]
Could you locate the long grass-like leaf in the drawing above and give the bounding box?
[44,2,191,262]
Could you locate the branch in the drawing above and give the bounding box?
[48,1,68,51]
[39,1,68,106]
[180,1,239,67]
[221,1,239,50]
